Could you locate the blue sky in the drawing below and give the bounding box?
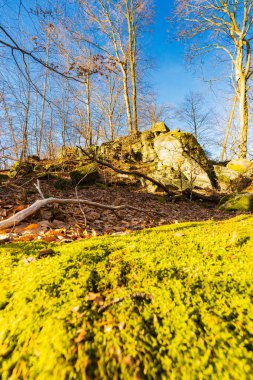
[148,1,229,114]
[1,0,230,117]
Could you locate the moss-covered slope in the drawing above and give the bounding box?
[1,216,253,379]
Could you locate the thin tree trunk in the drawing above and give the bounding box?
[130,56,138,135]
[38,36,50,157]
[122,67,133,134]
[86,72,92,146]
[238,76,248,158]
[220,95,237,161]
[126,0,138,135]
[108,113,114,140]
[20,80,31,162]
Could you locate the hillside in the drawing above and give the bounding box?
[1,215,253,379]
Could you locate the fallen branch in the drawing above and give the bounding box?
[0,197,151,230]
[77,146,176,195]
[98,292,152,314]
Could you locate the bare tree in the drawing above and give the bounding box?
[175,0,253,158]
[175,91,212,147]
[77,0,153,135]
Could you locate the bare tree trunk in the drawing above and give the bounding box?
[86,71,92,146]
[38,35,50,157]
[125,0,138,135]
[235,39,250,159]
[238,76,248,158]
[20,80,31,162]
[108,113,114,140]
[2,95,19,159]
[130,57,138,135]
[220,95,237,161]
[122,67,133,134]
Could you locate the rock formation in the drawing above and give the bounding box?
[99,122,216,192]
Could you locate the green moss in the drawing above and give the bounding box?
[219,193,253,211]
[154,196,167,204]
[227,159,253,175]
[9,161,35,177]
[0,216,253,379]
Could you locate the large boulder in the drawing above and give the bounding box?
[97,125,216,193]
[214,165,241,191]
[150,131,215,191]
[219,193,253,211]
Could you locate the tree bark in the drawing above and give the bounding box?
[238,75,248,158]
[122,67,133,135]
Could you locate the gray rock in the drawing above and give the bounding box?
[227,159,253,178]
[153,132,213,190]
[214,165,239,191]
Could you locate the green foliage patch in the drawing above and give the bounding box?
[0,215,253,379]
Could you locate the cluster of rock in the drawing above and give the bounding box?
[98,122,253,211]
[99,122,216,192]
[2,122,253,212]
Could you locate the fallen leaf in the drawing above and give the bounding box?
[174,232,186,237]
[75,329,86,343]
[25,223,40,230]
[85,292,104,305]
[202,252,213,257]
[24,257,36,264]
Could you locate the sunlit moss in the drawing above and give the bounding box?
[0,215,253,379]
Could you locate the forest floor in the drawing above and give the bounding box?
[0,172,245,243]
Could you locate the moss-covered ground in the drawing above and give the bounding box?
[0,215,253,379]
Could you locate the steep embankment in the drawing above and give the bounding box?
[1,215,253,379]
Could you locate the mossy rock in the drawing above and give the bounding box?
[45,163,63,172]
[151,122,170,134]
[227,159,253,177]
[219,193,253,211]
[9,161,35,177]
[70,163,99,185]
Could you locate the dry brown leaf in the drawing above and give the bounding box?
[75,329,86,343]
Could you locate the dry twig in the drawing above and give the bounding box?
[98,292,152,313]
